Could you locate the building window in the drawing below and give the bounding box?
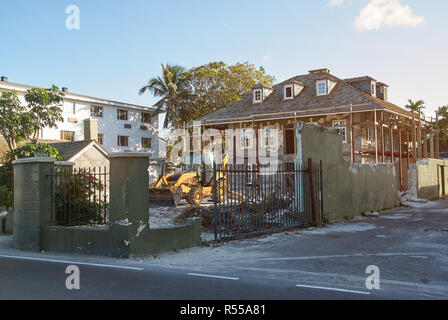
[142,112,151,124]
[371,84,376,96]
[317,81,327,96]
[64,102,76,114]
[284,85,293,99]
[117,109,128,120]
[332,120,348,143]
[98,133,104,145]
[284,127,295,155]
[142,137,151,149]
[124,124,132,129]
[240,128,253,149]
[91,105,103,118]
[253,89,262,103]
[60,130,75,141]
[117,135,129,147]
[366,127,375,143]
[262,126,277,148]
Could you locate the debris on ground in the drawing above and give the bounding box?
[400,192,431,208]
[363,211,380,217]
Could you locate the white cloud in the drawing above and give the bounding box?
[355,0,424,31]
[262,55,271,62]
[328,0,345,6]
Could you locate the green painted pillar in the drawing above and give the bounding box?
[12,157,56,251]
[109,153,150,257]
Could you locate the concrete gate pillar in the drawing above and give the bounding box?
[12,157,55,251]
[109,153,150,256]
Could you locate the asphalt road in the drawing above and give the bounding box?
[1,198,448,300]
[0,253,383,300]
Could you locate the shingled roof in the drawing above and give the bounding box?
[49,140,109,161]
[199,70,411,125]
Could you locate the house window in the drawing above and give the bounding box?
[371,84,376,96]
[64,102,76,114]
[332,120,348,143]
[124,124,132,129]
[98,133,104,145]
[253,89,262,103]
[262,126,277,148]
[240,128,253,149]
[366,127,375,143]
[284,128,295,155]
[60,130,75,141]
[117,135,129,147]
[317,81,327,96]
[284,85,293,99]
[142,137,151,149]
[142,112,151,124]
[117,109,128,120]
[91,105,103,118]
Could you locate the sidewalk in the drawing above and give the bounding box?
[139,198,448,299]
[1,198,447,299]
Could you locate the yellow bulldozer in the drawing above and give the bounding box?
[149,154,230,207]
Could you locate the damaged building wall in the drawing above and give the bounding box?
[298,124,400,222]
[408,158,448,200]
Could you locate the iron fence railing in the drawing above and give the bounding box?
[213,159,323,240]
[50,166,110,227]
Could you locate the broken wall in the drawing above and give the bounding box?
[298,124,400,222]
[409,158,448,200]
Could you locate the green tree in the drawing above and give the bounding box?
[139,64,190,129]
[0,86,64,153]
[0,91,27,152]
[405,99,426,113]
[187,61,275,121]
[23,85,64,143]
[437,106,448,140]
[3,142,62,166]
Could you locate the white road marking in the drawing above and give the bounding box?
[187,273,239,281]
[296,284,371,295]
[0,254,144,271]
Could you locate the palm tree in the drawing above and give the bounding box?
[139,64,190,129]
[405,99,426,113]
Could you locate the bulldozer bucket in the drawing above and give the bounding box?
[149,187,182,207]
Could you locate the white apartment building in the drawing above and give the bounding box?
[0,76,160,159]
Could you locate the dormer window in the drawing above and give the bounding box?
[371,83,376,96]
[317,80,327,96]
[253,89,262,103]
[284,85,293,100]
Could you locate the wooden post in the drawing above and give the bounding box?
[398,128,403,191]
[412,111,417,163]
[374,109,378,163]
[308,158,317,226]
[350,105,355,163]
[406,130,410,169]
[435,111,440,159]
[381,111,385,162]
[418,111,422,159]
[390,123,394,163]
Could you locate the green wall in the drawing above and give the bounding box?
[299,124,400,222]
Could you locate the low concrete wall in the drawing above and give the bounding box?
[409,158,448,200]
[130,218,202,256]
[42,219,202,258]
[299,124,400,222]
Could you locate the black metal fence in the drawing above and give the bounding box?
[50,166,110,227]
[212,159,323,240]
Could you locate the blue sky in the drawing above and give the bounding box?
[0,0,446,119]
